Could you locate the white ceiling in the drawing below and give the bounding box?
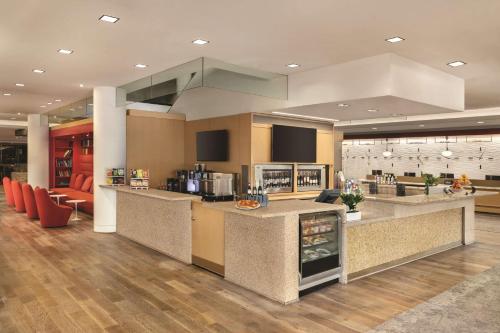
[1,0,500,119]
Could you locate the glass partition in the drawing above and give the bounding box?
[119,57,287,106]
[46,96,93,124]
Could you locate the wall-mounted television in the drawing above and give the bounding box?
[272,125,317,163]
[196,130,229,161]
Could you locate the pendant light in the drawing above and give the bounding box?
[441,136,453,157]
[382,138,392,157]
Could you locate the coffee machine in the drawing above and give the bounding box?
[201,173,234,201]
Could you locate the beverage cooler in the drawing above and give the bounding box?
[254,164,293,193]
[297,164,327,192]
[299,211,342,295]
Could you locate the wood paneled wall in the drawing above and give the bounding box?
[184,113,252,174]
[126,110,186,188]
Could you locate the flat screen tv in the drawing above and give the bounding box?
[272,125,317,163]
[196,130,229,161]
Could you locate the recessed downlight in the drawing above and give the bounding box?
[33,69,45,74]
[419,124,425,127]
[135,64,148,69]
[40,105,46,108]
[367,109,378,113]
[337,103,349,107]
[192,39,209,45]
[47,102,52,105]
[57,49,74,55]
[3,93,12,96]
[372,127,378,130]
[447,61,466,67]
[287,63,300,68]
[385,36,405,43]
[17,112,21,115]
[55,99,62,102]
[79,83,84,88]
[477,121,485,124]
[15,83,25,87]
[99,15,119,23]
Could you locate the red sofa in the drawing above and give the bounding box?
[11,180,26,213]
[2,177,15,207]
[34,188,72,227]
[22,184,39,219]
[51,173,94,215]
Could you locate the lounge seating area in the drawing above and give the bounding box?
[1,176,91,228]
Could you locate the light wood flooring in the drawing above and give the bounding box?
[1,192,500,333]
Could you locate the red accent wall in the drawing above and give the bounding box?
[49,123,93,188]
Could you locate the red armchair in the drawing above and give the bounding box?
[34,188,72,228]
[22,184,39,219]
[2,177,15,207]
[11,180,26,213]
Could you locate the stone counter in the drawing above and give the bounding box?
[205,199,344,218]
[100,185,201,201]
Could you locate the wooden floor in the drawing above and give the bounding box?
[1,193,500,333]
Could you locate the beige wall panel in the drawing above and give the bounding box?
[192,202,225,266]
[126,114,185,188]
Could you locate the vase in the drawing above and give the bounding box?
[346,211,362,222]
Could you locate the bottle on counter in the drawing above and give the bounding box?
[258,183,263,196]
[247,183,252,195]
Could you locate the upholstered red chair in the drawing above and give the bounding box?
[34,188,72,228]
[11,180,26,213]
[22,184,39,219]
[2,177,15,207]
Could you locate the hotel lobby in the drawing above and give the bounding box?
[1,1,500,332]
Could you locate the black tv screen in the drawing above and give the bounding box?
[196,130,229,161]
[272,125,317,163]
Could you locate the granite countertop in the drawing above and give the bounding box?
[100,185,201,201]
[363,190,496,205]
[361,179,500,190]
[204,200,345,218]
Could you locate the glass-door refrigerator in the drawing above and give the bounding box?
[299,211,342,296]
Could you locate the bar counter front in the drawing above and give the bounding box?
[101,185,494,304]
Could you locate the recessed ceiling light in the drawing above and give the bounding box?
[33,69,45,74]
[287,63,300,68]
[385,36,405,43]
[372,127,378,130]
[79,83,84,88]
[271,111,338,122]
[447,61,466,67]
[17,112,21,115]
[54,115,57,118]
[10,117,17,120]
[135,64,148,69]
[55,99,62,102]
[477,121,485,124]
[3,93,12,96]
[40,105,46,108]
[338,103,349,107]
[47,102,52,105]
[419,124,425,127]
[57,49,74,55]
[367,109,378,113]
[192,39,209,45]
[15,83,25,87]
[99,15,119,23]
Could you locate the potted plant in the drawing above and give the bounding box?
[422,173,439,195]
[340,189,364,221]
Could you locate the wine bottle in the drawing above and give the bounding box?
[258,184,262,195]
[247,183,252,195]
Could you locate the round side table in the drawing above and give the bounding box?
[66,199,86,222]
[50,194,67,205]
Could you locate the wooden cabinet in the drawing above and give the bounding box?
[191,201,225,275]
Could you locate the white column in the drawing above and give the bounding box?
[93,87,126,233]
[27,114,49,188]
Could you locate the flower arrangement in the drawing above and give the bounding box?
[340,189,364,213]
[452,174,471,191]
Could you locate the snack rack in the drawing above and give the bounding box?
[129,169,150,190]
[105,168,126,186]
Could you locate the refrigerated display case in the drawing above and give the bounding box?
[299,211,342,295]
[297,164,327,192]
[254,164,294,193]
